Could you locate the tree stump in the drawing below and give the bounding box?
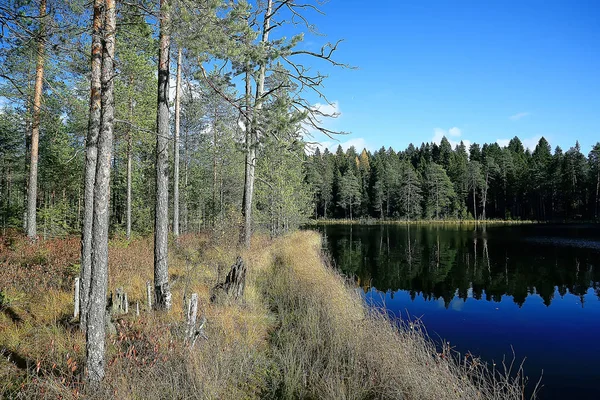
[210,256,247,303]
[110,287,128,315]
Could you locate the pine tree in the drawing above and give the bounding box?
[398,161,422,220]
[589,143,600,220]
[338,169,361,220]
[425,162,455,219]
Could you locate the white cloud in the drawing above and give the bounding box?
[448,127,461,137]
[496,139,510,148]
[450,298,465,312]
[509,112,530,121]
[306,137,369,155]
[302,101,342,138]
[432,127,470,150]
[496,135,542,151]
[304,100,353,154]
[311,101,340,118]
[522,136,542,150]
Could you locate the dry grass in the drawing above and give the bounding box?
[261,231,537,400]
[0,229,536,399]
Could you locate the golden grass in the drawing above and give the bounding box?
[0,229,535,399]
[262,230,536,400]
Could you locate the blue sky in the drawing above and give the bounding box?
[299,0,600,154]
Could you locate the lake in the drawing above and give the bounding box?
[315,224,600,400]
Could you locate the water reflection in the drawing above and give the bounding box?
[323,224,600,308]
[317,224,600,399]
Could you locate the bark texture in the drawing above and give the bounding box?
[154,0,172,310]
[80,0,103,331]
[210,256,247,303]
[240,69,255,247]
[26,0,47,240]
[173,48,182,239]
[126,76,134,240]
[240,0,272,247]
[86,0,115,383]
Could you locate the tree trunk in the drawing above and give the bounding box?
[435,179,439,220]
[386,191,390,218]
[86,0,115,383]
[173,47,182,239]
[154,0,172,310]
[80,0,103,331]
[482,171,489,220]
[26,0,47,240]
[240,69,255,247]
[183,126,189,233]
[212,104,218,222]
[126,77,133,240]
[241,0,272,247]
[407,184,411,222]
[595,169,599,221]
[472,182,477,221]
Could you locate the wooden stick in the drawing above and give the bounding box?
[187,293,198,339]
[74,277,80,318]
[146,281,152,311]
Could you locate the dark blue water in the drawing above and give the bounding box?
[316,224,600,400]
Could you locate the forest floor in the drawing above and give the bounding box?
[0,228,534,399]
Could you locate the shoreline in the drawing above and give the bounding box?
[307,218,540,225]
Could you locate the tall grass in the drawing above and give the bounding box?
[262,231,538,400]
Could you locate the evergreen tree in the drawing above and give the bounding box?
[398,161,422,220]
[589,143,600,221]
[338,169,361,220]
[424,163,455,219]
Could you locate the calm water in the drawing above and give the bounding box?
[315,224,600,400]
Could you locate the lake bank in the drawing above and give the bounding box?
[0,230,532,399]
[308,218,540,226]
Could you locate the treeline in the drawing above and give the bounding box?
[305,137,600,221]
